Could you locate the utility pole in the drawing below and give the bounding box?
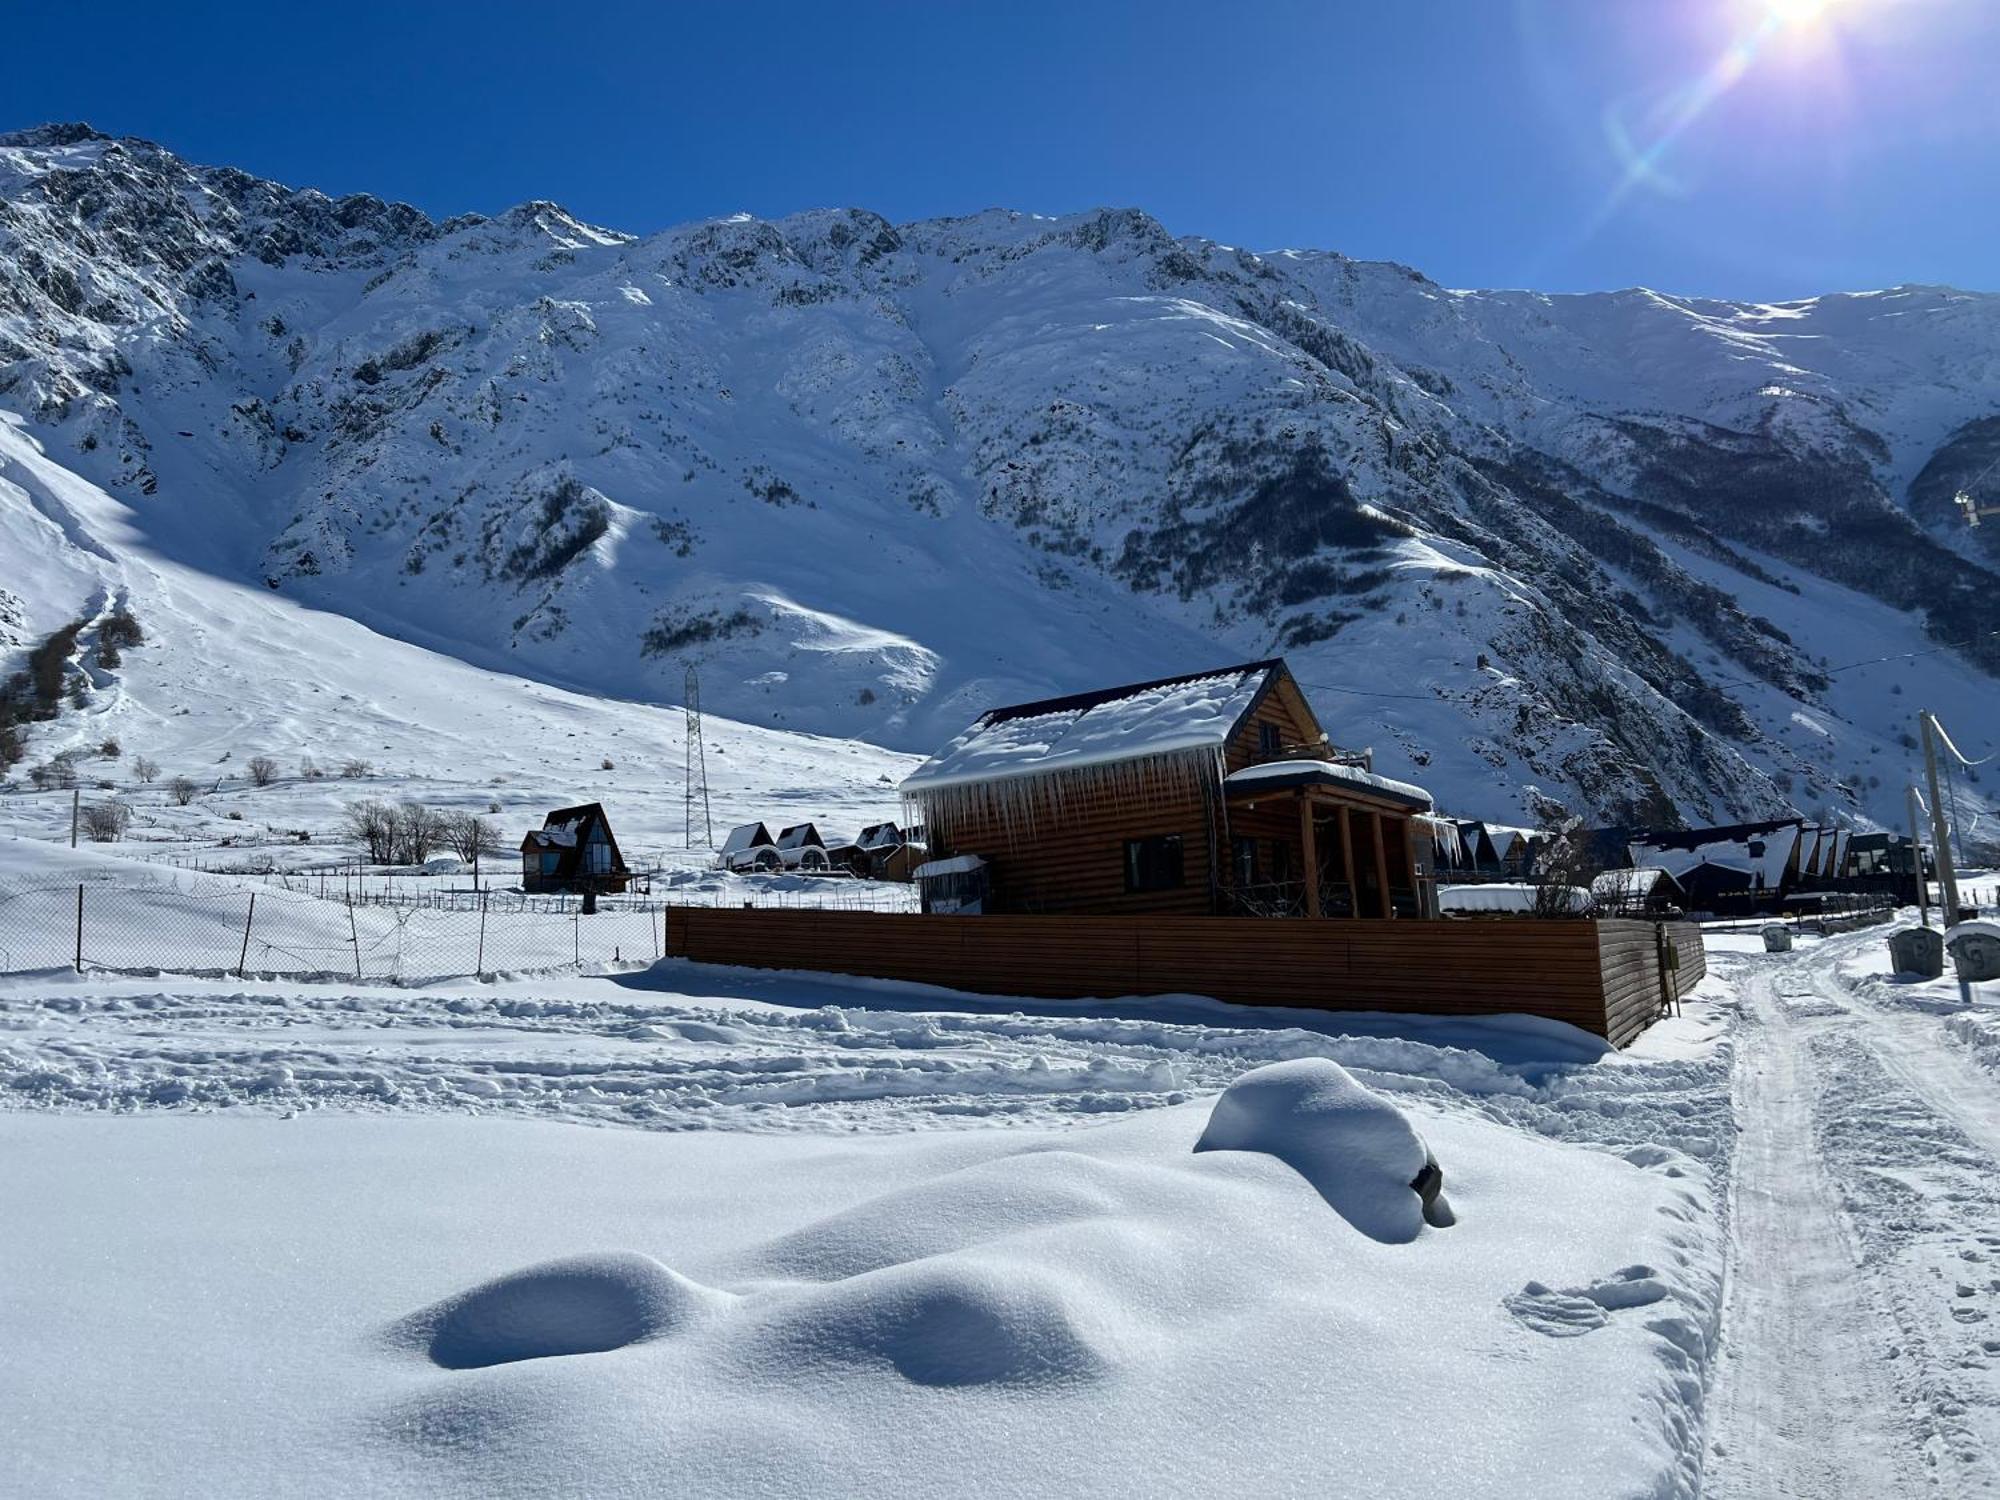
[1908,785,1930,928]
[69,787,79,848]
[683,663,713,850]
[1920,710,1964,922]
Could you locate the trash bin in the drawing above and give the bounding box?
[1762,923,1793,954]
[1889,926,1945,979]
[1948,920,2000,983]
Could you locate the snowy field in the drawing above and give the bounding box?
[0,869,1735,1499]
[9,841,2000,1494]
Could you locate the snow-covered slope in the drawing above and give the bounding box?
[3,122,1996,834]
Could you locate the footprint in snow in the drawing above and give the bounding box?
[1504,1266,1668,1338]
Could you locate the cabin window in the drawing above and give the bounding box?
[1123,835,1185,893]
[1231,837,1258,887]
[583,828,612,875]
[1257,721,1282,757]
[540,851,560,874]
[1268,839,1293,885]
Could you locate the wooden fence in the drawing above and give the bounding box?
[663,909,1706,1048]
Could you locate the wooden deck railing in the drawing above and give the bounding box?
[663,909,1706,1048]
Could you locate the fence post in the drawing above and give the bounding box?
[476,893,487,974]
[573,914,580,968]
[237,893,256,979]
[74,884,83,973]
[348,898,363,980]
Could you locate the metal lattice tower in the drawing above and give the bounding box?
[683,663,713,849]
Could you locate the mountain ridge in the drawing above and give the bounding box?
[2,122,1996,839]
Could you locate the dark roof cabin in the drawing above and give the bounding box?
[521,802,631,894]
[1627,817,1803,914]
[898,659,1440,918]
[775,822,831,871]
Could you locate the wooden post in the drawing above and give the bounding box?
[1401,817,1421,918]
[1371,812,1392,919]
[70,788,79,848]
[1299,796,1322,918]
[236,893,256,978]
[476,893,486,973]
[348,898,363,979]
[74,884,83,973]
[1336,806,1357,919]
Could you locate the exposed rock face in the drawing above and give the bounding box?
[4,123,1997,828]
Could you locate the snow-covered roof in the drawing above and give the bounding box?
[1631,822,1800,888]
[900,662,1282,795]
[856,821,904,850]
[775,823,823,850]
[719,821,772,857]
[1591,867,1676,900]
[914,854,986,879]
[1222,759,1432,810]
[527,817,581,849]
[1439,883,1588,915]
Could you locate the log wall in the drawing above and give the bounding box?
[663,909,1706,1047]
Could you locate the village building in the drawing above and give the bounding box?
[898,659,1441,918]
[717,821,779,873]
[520,803,631,894]
[774,822,831,871]
[1627,817,1804,914]
[852,821,925,882]
[1591,866,1688,919]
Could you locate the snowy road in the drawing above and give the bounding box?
[1707,927,2000,1497]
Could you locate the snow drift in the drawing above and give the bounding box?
[1194,1058,1454,1242]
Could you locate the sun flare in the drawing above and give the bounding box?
[1761,0,1843,30]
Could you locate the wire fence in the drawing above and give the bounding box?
[0,879,667,983]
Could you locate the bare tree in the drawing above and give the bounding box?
[80,800,132,842]
[443,811,495,863]
[443,810,499,888]
[246,755,280,787]
[340,758,373,779]
[167,775,200,806]
[1527,807,1599,918]
[32,750,87,791]
[132,755,160,784]
[344,799,398,863]
[391,802,450,865]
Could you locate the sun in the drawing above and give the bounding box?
[1760,0,1843,29]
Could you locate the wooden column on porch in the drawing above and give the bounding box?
[1298,794,1322,918]
[1371,811,1392,919]
[1403,816,1423,919]
[1336,805,1357,919]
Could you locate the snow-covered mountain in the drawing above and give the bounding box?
[4,121,1997,835]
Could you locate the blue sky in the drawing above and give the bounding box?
[12,0,1997,298]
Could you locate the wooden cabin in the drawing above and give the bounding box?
[898,659,1439,918]
[521,803,631,894]
[853,822,924,882]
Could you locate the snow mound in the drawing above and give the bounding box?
[390,1251,726,1369]
[754,1258,1107,1390]
[1503,1265,1670,1338]
[755,1150,1126,1281]
[1194,1058,1452,1242]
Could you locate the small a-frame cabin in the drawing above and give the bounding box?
[521,803,631,894]
[718,821,779,873]
[898,659,1439,918]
